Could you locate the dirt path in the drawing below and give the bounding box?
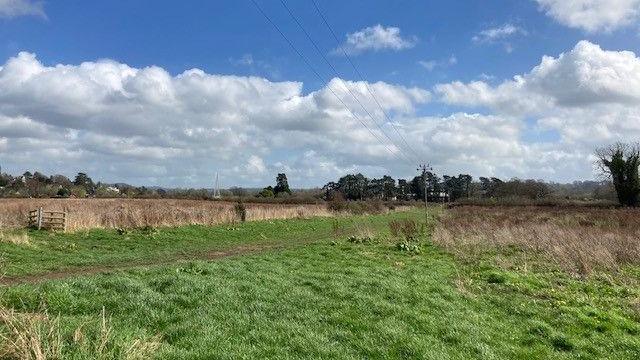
[0,241,308,286]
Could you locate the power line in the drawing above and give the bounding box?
[277,0,418,165]
[249,0,413,167]
[310,0,424,163]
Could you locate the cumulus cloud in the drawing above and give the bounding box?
[3,40,636,185]
[535,0,640,32]
[333,25,417,56]
[0,0,44,19]
[0,52,430,186]
[392,112,590,180]
[437,41,640,111]
[434,40,640,179]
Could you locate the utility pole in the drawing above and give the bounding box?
[213,172,221,199]
[417,164,432,216]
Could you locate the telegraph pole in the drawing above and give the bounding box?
[213,172,221,199]
[417,164,432,219]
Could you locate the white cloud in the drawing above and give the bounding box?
[333,25,417,56]
[0,0,44,19]
[472,24,526,53]
[246,155,266,174]
[472,24,527,43]
[397,112,590,180]
[434,40,640,179]
[0,52,430,187]
[3,41,636,185]
[418,55,457,72]
[437,41,640,111]
[535,0,640,32]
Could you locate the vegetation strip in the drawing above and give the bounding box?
[0,242,285,286]
[0,220,344,285]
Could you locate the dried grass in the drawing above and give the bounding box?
[0,306,160,359]
[434,206,640,275]
[388,219,422,242]
[0,232,31,246]
[0,198,331,232]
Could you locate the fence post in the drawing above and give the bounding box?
[37,207,43,230]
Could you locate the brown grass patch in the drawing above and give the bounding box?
[0,232,31,246]
[0,306,160,359]
[0,198,331,232]
[434,206,640,275]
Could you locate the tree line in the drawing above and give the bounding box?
[0,171,215,199]
[0,142,635,206]
[319,173,614,202]
[0,169,616,203]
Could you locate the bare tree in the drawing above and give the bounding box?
[595,143,640,207]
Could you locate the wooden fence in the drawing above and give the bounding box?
[28,207,67,231]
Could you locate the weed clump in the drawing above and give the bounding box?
[346,224,377,244]
[347,235,373,244]
[389,219,424,254]
[389,219,423,242]
[396,241,420,254]
[176,262,209,275]
[234,201,247,222]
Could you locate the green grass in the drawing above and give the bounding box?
[0,208,639,359]
[0,211,407,278]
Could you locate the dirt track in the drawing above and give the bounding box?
[0,242,296,286]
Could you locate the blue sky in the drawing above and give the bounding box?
[1,0,640,187]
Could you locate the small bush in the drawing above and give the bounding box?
[389,219,423,242]
[234,201,247,222]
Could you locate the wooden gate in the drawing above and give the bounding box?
[28,207,67,231]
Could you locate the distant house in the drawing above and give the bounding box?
[106,186,120,193]
[427,191,450,203]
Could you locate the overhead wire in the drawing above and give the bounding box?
[309,0,425,164]
[249,0,415,167]
[277,0,418,165]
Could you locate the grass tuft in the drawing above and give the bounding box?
[0,306,160,359]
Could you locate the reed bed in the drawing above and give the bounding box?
[0,198,331,232]
[434,206,640,275]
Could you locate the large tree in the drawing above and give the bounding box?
[273,173,291,196]
[337,173,369,200]
[596,143,640,207]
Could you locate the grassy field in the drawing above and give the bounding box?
[0,207,639,359]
